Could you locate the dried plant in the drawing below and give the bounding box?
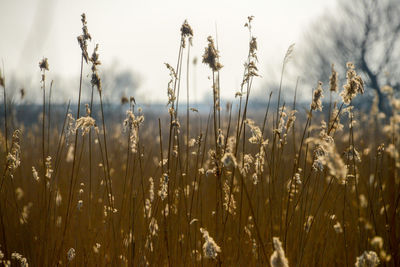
[0,14,398,267]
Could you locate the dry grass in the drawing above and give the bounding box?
[0,15,399,267]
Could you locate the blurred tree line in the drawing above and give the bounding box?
[295,0,400,115]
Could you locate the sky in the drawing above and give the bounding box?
[0,0,337,104]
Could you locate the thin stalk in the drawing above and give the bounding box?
[57,55,84,264]
[0,66,8,256]
[47,80,53,156]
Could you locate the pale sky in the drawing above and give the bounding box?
[0,0,337,103]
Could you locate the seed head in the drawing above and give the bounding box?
[91,72,101,92]
[123,109,144,153]
[90,44,102,91]
[90,44,101,69]
[304,215,314,233]
[340,62,364,104]
[45,156,53,181]
[333,221,343,233]
[283,43,295,65]
[7,130,21,176]
[181,19,193,38]
[32,166,39,181]
[244,15,255,30]
[202,36,223,72]
[355,251,379,267]
[158,173,168,201]
[121,96,129,105]
[329,64,338,92]
[11,252,28,267]
[180,20,193,48]
[39,58,49,71]
[0,70,4,88]
[67,248,76,261]
[249,37,258,60]
[217,129,225,147]
[200,228,221,260]
[223,181,236,215]
[311,81,324,111]
[270,237,289,267]
[77,13,92,63]
[81,13,91,40]
[76,115,96,136]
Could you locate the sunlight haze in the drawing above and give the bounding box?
[0,0,336,103]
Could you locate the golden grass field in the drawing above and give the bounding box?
[0,15,399,266]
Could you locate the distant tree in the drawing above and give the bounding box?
[105,69,140,102]
[84,65,140,104]
[295,0,400,114]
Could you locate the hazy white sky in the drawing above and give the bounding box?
[0,0,337,103]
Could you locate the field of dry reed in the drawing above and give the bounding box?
[0,15,399,267]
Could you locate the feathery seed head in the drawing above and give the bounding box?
[223,181,236,215]
[32,166,39,181]
[158,173,168,201]
[244,15,254,29]
[333,221,343,233]
[76,116,96,136]
[217,129,225,147]
[341,62,364,105]
[0,69,4,88]
[270,237,289,267]
[329,64,338,92]
[181,19,193,38]
[180,20,193,48]
[90,44,101,69]
[67,248,76,261]
[90,44,102,92]
[355,251,379,267]
[45,156,53,181]
[77,13,91,63]
[202,36,223,72]
[283,43,295,65]
[7,130,21,176]
[200,228,221,260]
[39,58,49,71]
[311,81,324,111]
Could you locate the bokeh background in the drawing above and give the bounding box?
[0,0,336,103]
